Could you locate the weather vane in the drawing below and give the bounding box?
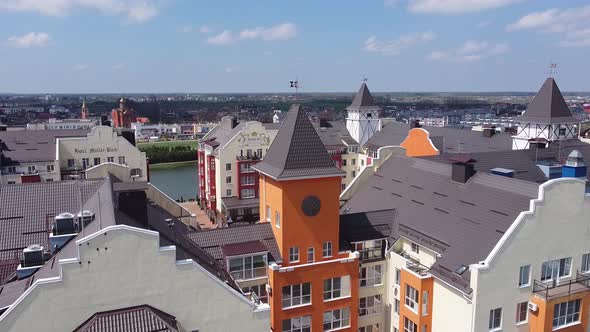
[549,62,558,78]
[289,77,300,99]
[362,75,368,83]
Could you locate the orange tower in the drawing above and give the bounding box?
[254,104,359,332]
[111,98,137,128]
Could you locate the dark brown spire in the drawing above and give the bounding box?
[521,78,577,124]
[347,83,381,111]
[253,104,344,180]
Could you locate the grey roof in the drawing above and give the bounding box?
[200,116,241,150]
[341,155,537,293]
[221,196,259,210]
[187,222,282,264]
[252,104,345,180]
[0,129,88,164]
[520,78,578,124]
[314,121,358,151]
[74,304,179,332]
[339,209,396,251]
[364,122,513,154]
[347,83,381,111]
[423,139,590,183]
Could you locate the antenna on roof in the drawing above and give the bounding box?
[548,62,558,78]
[289,76,300,100]
[362,75,368,83]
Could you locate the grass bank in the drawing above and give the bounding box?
[149,160,197,170]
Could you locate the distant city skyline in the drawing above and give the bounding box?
[0,0,589,93]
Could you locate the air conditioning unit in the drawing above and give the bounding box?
[54,212,76,235]
[528,302,538,312]
[22,244,44,267]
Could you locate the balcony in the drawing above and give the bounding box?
[533,272,590,300]
[358,247,385,262]
[236,154,261,161]
[394,248,430,277]
[229,266,267,281]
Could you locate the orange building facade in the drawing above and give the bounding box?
[398,269,433,332]
[529,285,590,332]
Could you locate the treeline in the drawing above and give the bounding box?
[139,145,197,164]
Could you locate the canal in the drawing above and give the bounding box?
[149,161,199,201]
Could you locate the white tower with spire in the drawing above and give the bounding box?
[346,83,381,147]
[512,77,579,150]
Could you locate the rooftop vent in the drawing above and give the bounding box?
[449,155,477,183]
[490,168,514,178]
[562,150,587,179]
[482,127,496,138]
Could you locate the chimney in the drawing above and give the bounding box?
[319,117,329,128]
[409,120,421,129]
[562,150,587,179]
[449,155,477,183]
[482,126,496,138]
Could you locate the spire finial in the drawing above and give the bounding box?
[548,62,558,78]
[362,75,368,83]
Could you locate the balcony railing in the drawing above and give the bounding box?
[394,248,430,277]
[533,271,590,300]
[237,154,261,161]
[359,304,383,317]
[358,247,384,262]
[230,266,267,281]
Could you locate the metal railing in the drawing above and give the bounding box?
[533,271,590,300]
[358,247,384,262]
[230,266,267,281]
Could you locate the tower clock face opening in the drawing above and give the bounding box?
[301,196,321,217]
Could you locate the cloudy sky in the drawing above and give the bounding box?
[0,0,589,93]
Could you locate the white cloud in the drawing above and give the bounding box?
[112,62,126,70]
[507,5,590,47]
[384,0,401,8]
[428,40,509,62]
[73,64,89,71]
[477,20,492,28]
[199,25,212,34]
[206,22,297,45]
[363,31,434,56]
[6,32,50,48]
[0,0,159,23]
[224,67,235,73]
[407,0,520,14]
[179,25,192,33]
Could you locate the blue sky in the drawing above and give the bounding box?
[0,0,589,93]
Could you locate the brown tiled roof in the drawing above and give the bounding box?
[0,129,88,164]
[253,104,344,180]
[314,121,358,150]
[74,304,179,332]
[222,240,267,257]
[341,155,537,293]
[187,222,282,264]
[339,209,396,251]
[520,78,578,124]
[347,83,381,111]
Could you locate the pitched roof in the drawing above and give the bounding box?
[347,83,380,111]
[314,121,358,150]
[0,129,88,164]
[520,78,578,124]
[339,209,396,251]
[74,304,179,332]
[252,104,344,180]
[341,155,537,293]
[364,121,513,153]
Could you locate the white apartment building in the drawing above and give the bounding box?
[26,118,98,130]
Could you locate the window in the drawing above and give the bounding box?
[241,188,255,198]
[541,257,572,281]
[46,178,53,182]
[246,149,252,157]
[360,265,382,287]
[489,308,502,331]
[351,159,356,166]
[7,180,16,184]
[68,159,75,168]
[352,171,356,178]
[243,284,268,303]
[582,253,590,273]
[394,299,400,315]
[411,242,420,254]
[289,247,299,262]
[241,176,255,185]
[7,166,16,173]
[107,156,114,163]
[324,276,350,301]
[518,265,531,287]
[405,284,419,312]
[27,165,36,174]
[307,247,314,263]
[257,148,263,158]
[228,254,267,280]
[342,159,347,166]
[395,268,401,285]
[516,302,528,324]
[226,189,232,196]
[359,325,380,332]
[422,291,428,316]
[323,242,332,257]
[553,299,580,329]
[241,163,254,173]
[226,163,231,171]
[118,156,125,164]
[46,164,54,172]
[282,283,311,308]
[404,317,417,332]
[559,126,567,136]
[361,159,364,166]
[266,205,271,222]
[283,315,311,332]
[323,307,350,331]
[93,157,100,166]
[275,211,281,228]
[226,176,232,184]
[130,168,142,177]
[359,294,382,316]
[341,183,346,191]
[81,158,89,168]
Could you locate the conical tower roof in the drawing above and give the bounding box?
[347,83,381,111]
[521,78,577,124]
[253,104,344,180]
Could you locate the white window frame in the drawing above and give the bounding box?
[359,294,382,317]
[581,253,590,273]
[489,307,502,331]
[422,291,428,316]
[324,276,350,301]
[411,242,420,254]
[395,268,401,286]
[403,317,417,332]
[240,188,255,198]
[553,299,581,329]
[227,253,267,281]
[266,205,271,222]
[307,247,314,263]
[518,265,531,287]
[289,247,299,263]
[46,164,54,172]
[226,189,232,197]
[360,264,383,287]
[323,307,350,331]
[516,301,528,324]
[283,315,311,332]
[404,284,419,313]
[118,156,125,165]
[226,176,231,184]
[7,166,16,173]
[282,283,311,309]
[541,257,572,282]
[394,299,400,315]
[275,211,281,228]
[323,242,332,258]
